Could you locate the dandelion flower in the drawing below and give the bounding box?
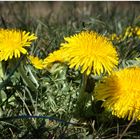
[95,67,140,120]
[0,29,37,61]
[134,26,140,37]
[109,33,122,42]
[28,55,44,70]
[109,26,140,42]
[43,50,65,68]
[123,26,134,39]
[60,31,118,75]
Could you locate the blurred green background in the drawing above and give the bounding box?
[0,1,140,25]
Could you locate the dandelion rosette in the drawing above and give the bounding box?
[60,31,118,75]
[95,67,140,120]
[0,29,37,61]
[28,55,44,70]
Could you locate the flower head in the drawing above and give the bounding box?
[109,26,140,42]
[95,67,140,120]
[109,33,122,42]
[0,29,37,61]
[134,26,140,37]
[60,31,118,75]
[43,50,65,68]
[28,55,44,70]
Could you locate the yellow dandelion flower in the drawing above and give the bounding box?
[120,26,134,41]
[123,26,140,39]
[0,29,37,61]
[43,50,65,68]
[109,33,120,41]
[109,33,123,42]
[134,26,140,37]
[60,31,118,75]
[95,67,140,120]
[28,55,44,70]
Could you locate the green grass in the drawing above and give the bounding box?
[0,1,140,138]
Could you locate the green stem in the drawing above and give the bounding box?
[77,73,88,114]
[18,61,37,93]
[79,73,88,101]
[0,61,4,79]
